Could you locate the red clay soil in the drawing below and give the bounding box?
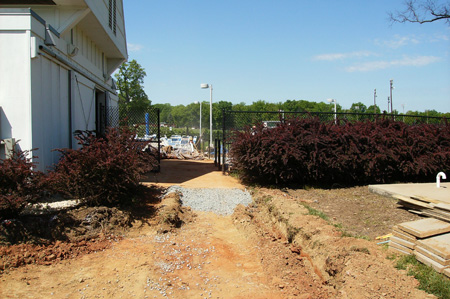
[0,160,435,298]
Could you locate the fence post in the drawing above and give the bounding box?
[218,139,221,170]
[145,113,149,136]
[157,108,161,172]
[222,109,226,174]
[214,139,217,167]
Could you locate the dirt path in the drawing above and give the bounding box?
[142,159,244,189]
[0,212,293,298]
[0,160,433,298]
[1,160,330,298]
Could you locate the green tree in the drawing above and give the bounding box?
[350,102,367,113]
[367,105,381,114]
[115,59,151,110]
[232,102,249,111]
[213,101,233,128]
[153,103,173,124]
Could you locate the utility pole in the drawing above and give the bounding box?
[387,96,390,113]
[374,89,377,114]
[390,79,394,113]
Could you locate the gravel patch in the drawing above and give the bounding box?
[165,186,252,216]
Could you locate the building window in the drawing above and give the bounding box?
[108,0,116,35]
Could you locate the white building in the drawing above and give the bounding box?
[0,0,127,171]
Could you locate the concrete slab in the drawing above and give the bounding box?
[416,233,450,259]
[369,182,450,204]
[398,218,450,238]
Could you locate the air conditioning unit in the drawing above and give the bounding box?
[0,138,15,159]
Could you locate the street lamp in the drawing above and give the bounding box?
[327,98,337,124]
[194,101,202,152]
[201,83,213,159]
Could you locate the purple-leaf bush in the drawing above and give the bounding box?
[0,148,43,219]
[47,127,158,206]
[230,118,450,186]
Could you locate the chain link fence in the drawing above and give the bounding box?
[217,110,448,172]
[107,106,161,172]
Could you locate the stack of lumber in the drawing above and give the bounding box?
[389,218,450,278]
[394,194,450,222]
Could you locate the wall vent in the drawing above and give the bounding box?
[108,0,117,35]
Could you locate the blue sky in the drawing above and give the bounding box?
[123,0,450,113]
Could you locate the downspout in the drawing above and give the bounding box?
[68,70,72,148]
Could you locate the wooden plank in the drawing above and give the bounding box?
[415,246,450,266]
[389,246,411,256]
[390,241,414,254]
[392,225,417,242]
[421,211,450,223]
[416,233,450,259]
[411,195,441,204]
[393,194,434,209]
[427,209,450,217]
[407,209,424,215]
[398,218,450,238]
[390,236,415,250]
[435,203,450,212]
[414,251,447,273]
[444,268,450,279]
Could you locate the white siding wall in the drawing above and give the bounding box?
[67,25,105,78]
[30,55,70,170]
[71,72,96,143]
[1,6,125,171]
[86,0,127,57]
[0,27,32,155]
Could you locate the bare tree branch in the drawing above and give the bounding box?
[389,0,450,25]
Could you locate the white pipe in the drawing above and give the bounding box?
[437,172,447,188]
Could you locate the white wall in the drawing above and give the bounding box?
[1,7,124,171]
[31,55,70,170]
[0,24,32,154]
[71,71,96,145]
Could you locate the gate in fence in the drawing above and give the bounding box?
[217,110,447,174]
[107,106,161,172]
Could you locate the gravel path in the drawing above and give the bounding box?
[165,186,252,216]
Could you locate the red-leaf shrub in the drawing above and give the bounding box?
[46,127,158,206]
[0,148,43,219]
[230,118,450,186]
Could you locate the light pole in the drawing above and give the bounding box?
[327,98,337,124]
[194,101,202,152]
[201,83,213,159]
[374,89,377,114]
[390,79,394,113]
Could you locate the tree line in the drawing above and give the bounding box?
[115,60,449,130]
[153,100,449,130]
